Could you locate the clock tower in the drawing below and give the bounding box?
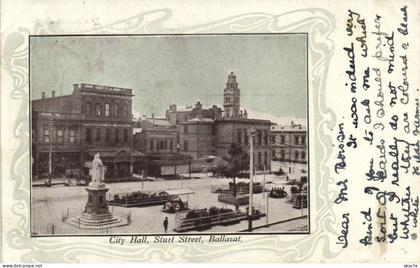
[223,70,240,118]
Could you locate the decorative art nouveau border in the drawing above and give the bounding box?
[2,9,338,262]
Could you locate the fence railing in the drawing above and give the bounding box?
[32,225,112,235]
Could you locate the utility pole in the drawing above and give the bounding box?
[48,113,54,185]
[248,127,256,232]
[175,143,181,188]
[264,165,268,226]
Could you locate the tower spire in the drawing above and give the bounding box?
[223,69,240,118]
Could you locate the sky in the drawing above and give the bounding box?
[30,34,307,124]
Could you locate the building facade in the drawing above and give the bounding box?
[166,100,222,125]
[133,116,191,177]
[271,122,307,164]
[32,83,143,181]
[215,118,271,170]
[171,70,272,171]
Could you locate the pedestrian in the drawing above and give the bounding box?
[163,217,169,233]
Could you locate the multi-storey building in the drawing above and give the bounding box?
[271,122,307,164]
[166,101,222,125]
[32,83,143,181]
[174,70,272,171]
[132,116,191,176]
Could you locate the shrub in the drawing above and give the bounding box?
[208,206,219,216]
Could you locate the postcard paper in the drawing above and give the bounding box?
[1,0,419,264]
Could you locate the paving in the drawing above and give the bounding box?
[32,162,308,234]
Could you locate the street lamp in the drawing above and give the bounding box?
[175,143,181,188]
[248,127,256,232]
[48,113,54,186]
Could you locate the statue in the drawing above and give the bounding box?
[90,153,105,187]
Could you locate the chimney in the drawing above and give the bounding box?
[52,90,56,97]
[42,92,45,99]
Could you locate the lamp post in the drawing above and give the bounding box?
[248,127,256,232]
[48,113,54,185]
[175,143,181,188]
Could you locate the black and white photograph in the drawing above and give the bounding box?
[30,34,309,235]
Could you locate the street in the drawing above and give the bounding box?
[32,161,308,234]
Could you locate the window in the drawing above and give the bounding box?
[257,130,262,145]
[95,128,101,142]
[264,131,268,145]
[164,140,167,150]
[258,152,262,165]
[114,103,119,117]
[115,129,120,143]
[271,135,275,143]
[170,140,173,150]
[301,151,306,160]
[184,141,188,151]
[225,97,230,103]
[95,103,101,117]
[57,128,63,143]
[302,136,306,145]
[123,129,128,143]
[295,151,299,160]
[123,104,128,116]
[105,103,110,117]
[44,127,50,142]
[85,128,92,143]
[237,130,242,144]
[281,150,285,159]
[85,102,91,116]
[184,125,188,134]
[264,151,268,167]
[295,136,299,145]
[281,136,285,144]
[105,128,110,142]
[150,139,154,150]
[245,131,249,145]
[69,129,75,143]
[185,114,188,121]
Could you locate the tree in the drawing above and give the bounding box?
[219,143,249,197]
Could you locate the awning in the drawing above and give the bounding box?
[162,189,195,196]
[86,148,144,159]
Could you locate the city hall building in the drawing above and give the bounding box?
[166,71,272,171]
[31,83,144,181]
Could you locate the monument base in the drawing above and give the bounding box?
[64,184,131,229]
[65,215,128,229]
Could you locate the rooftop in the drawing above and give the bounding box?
[271,123,307,132]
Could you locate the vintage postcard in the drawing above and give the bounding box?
[1,0,419,264]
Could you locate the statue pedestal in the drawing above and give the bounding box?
[64,154,131,230]
[65,183,130,229]
[80,186,113,224]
